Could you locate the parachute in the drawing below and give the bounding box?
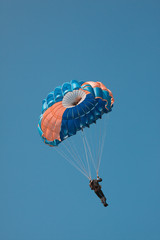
[38,80,114,179]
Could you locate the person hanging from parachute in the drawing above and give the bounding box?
[38,80,114,207]
[89,176,108,207]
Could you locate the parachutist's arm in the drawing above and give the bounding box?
[97,178,102,182]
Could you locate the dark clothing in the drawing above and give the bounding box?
[95,189,104,198]
[89,178,108,207]
[89,178,102,191]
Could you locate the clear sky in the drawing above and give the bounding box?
[0,0,160,240]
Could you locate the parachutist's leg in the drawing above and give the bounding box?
[94,190,108,207]
[95,190,102,199]
[101,195,108,207]
[95,190,109,207]
[99,190,104,198]
[98,190,108,207]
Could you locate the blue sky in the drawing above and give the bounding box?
[0,0,160,239]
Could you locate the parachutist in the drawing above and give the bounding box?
[89,177,108,207]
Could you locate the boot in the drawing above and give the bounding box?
[104,202,108,207]
[101,197,108,207]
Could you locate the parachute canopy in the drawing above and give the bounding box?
[38,80,114,147]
